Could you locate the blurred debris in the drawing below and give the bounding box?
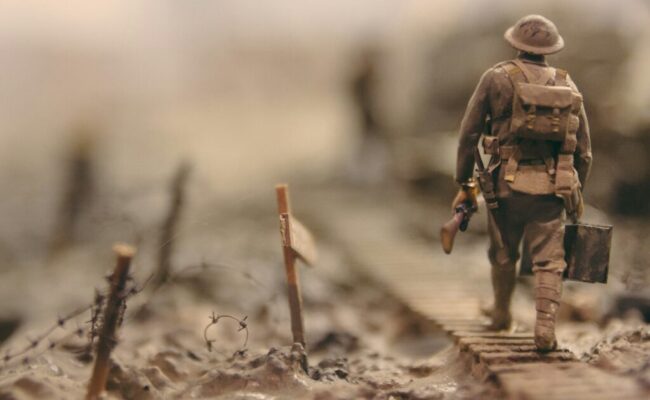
[351,47,382,141]
[586,327,650,385]
[49,126,96,254]
[607,227,650,323]
[154,162,191,287]
[604,227,650,322]
[0,317,21,347]
[609,131,650,217]
[310,357,350,381]
[106,361,159,400]
[347,47,391,184]
[181,345,312,398]
[559,290,603,323]
[611,293,650,323]
[310,331,359,354]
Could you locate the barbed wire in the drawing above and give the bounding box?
[170,260,268,290]
[125,259,274,323]
[0,257,269,372]
[0,146,275,372]
[87,289,105,349]
[0,272,146,371]
[0,304,93,370]
[203,312,249,356]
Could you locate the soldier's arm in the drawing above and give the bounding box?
[567,75,593,190]
[456,69,493,184]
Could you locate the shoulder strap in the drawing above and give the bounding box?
[554,68,568,86]
[503,61,527,85]
[504,59,554,85]
[511,59,534,83]
[502,61,527,89]
[514,59,558,85]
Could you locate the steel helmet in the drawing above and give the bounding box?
[504,15,564,55]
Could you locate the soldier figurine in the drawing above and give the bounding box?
[452,15,592,351]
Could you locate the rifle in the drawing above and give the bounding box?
[441,202,477,254]
[474,147,506,250]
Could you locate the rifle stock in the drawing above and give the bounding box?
[441,212,464,254]
[440,203,475,254]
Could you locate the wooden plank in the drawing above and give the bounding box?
[451,331,534,342]
[443,325,490,334]
[479,350,575,366]
[468,344,538,353]
[488,361,584,377]
[459,337,535,347]
[436,318,491,326]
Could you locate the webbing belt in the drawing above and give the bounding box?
[483,142,557,179]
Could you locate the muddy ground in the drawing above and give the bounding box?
[0,182,483,400]
[0,180,648,400]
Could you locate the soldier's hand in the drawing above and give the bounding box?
[451,185,478,213]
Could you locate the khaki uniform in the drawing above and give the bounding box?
[456,13,591,351]
[456,56,592,274]
[455,55,593,349]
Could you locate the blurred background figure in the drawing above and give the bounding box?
[347,46,392,184]
[49,123,97,255]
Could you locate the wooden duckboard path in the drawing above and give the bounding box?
[313,192,647,400]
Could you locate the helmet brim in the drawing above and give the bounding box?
[504,27,564,55]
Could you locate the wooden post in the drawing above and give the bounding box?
[49,132,95,254]
[154,162,190,287]
[276,184,306,346]
[86,243,136,400]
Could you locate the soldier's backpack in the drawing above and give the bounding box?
[508,59,583,143]
[501,60,583,210]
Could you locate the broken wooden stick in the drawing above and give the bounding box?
[154,162,191,287]
[275,184,317,346]
[50,130,95,254]
[86,243,136,400]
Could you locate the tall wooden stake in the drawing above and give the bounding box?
[155,162,191,287]
[86,243,136,400]
[50,131,95,254]
[276,184,306,346]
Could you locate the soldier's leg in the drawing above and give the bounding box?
[524,197,565,351]
[487,207,524,330]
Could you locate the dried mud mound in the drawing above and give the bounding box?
[586,326,650,388]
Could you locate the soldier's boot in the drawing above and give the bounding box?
[488,261,516,330]
[534,271,563,352]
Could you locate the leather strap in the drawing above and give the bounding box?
[512,59,555,85]
[511,59,534,83]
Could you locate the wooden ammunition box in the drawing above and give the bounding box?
[519,223,612,284]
